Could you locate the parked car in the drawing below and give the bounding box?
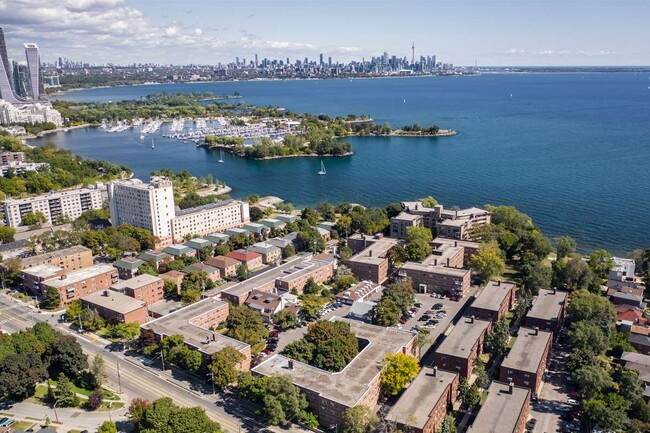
[419,315,431,321]
[432,303,444,310]
[399,317,408,324]
[567,398,579,406]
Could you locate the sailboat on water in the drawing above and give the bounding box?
[151,137,155,150]
[218,150,224,163]
[317,160,326,175]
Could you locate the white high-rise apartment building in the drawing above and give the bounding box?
[108,177,176,238]
[3,183,106,227]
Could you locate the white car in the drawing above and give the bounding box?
[567,398,579,406]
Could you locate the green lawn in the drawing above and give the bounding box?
[11,421,36,431]
[508,336,517,349]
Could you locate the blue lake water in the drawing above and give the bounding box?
[32,74,650,254]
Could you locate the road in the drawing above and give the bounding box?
[0,294,310,433]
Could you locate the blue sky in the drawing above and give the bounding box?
[1,0,648,66]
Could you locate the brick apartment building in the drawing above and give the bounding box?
[500,327,552,394]
[346,234,398,284]
[434,316,491,379]
[467,381,531,433]
[226,250,263,271]
[17,245,93,273]
[81,290,148,324]
[111,274,165,307]
[469,280,516,322]
[525,288,568,337]
[41,265,119,305]
[205,255,240,278]
[385,367,459,433]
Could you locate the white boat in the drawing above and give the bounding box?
[317,160,326,175]
[151,138,155,150]
[218,150,224,163]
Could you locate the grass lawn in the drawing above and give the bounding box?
[508,336,517,348]
[478,353,490,364]
[480,389,489,405]
[68,430,83,433]
[11,421,36,431]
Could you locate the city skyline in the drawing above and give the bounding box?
[1,0,648,67]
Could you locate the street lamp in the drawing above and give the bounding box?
[52,398,61,423]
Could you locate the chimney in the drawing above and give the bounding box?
[103,290,109,296]
[368,250,372,257]
[447,258,450,267]
[60,274,66,280]
[288,360,294,370]
[497,280,501,286]
[509,382,514,394]
[470,315,475,324]
[433,366,438,377]
[454,241,457,247]
[211,333,216,341]
[552,287,557,295]
[534,326,539,336]
[434,259,438,266]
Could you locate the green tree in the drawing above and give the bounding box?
[608,331,636,358]
[439,414,458,433]
[385,202,403,219]
[302,277,322,295]
[405,238,431,262]
[484,318,509,356]
[0,226,15,243]
[419,196,438,207]
[209,346,245,390]
[457,378,480,407]
[334,274,358,293]
[138,397,221,433]
[272,309,299,330]
[284,244,295,257]
[90,354,106,388]
[22,211,47,227]
[468,241,505,283]
[554,257,594,291]
[163,279,178,295]
[298,294,327,319]
[616,368,644,401]
[373,298,401,327]
[0,353,47,399]
[520,261,552,296]
[111,321,141,347]
[588,249,614,281]
[128,398,151,424]
[554,236,576,260]
[227,305,268,345]
[405,226,433,244]
[249,206,264,222]
[473,360,490,389]
[236,263,250,281]
[386,244,407,266]
[583,393,629,432]
[41,286,61,310]
[342,405,379,433]
[259,376,308,427]
[65,300,82,323]
[568,321,609,356]
[52,373,79,407]
[97,421,117,433]
[567,290,616,337]
[572,365,613,399]
[81,307,105,332]
[381,279,415,314]
[380,353,420,395]
[48,335,88,377]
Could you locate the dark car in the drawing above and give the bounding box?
[432,303,444,310]
[419,315,431,321]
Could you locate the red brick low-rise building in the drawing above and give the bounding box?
[434,316,490,379]
[467,381,531,433]
[500,327,552,394]
[20,264,66,295]
[227,250,264,271]
[205,255,240,278]
[385,367,459,433]
[525,288,568,338]
[41,265,119,305]
[111,274,165,307]
[17,245,93,274]
[81,290,148,324]
[159,270,185,294]
[469,280,516,322]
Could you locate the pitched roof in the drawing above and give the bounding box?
[227,250,262,262]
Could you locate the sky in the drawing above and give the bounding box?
[1,0,649,66]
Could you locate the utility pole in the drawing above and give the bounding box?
[116,360,122,393]
[161,349,165,371]
[53,399,61,423]
[78,313,83,332]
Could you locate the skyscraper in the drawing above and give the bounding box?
[24,43,42,100]
[0,27,19,103]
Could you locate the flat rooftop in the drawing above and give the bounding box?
[393,211,422,221]
[142,297,248,355]
[348,237,399,265]
[400,261,469,277]
[82,290,146,314]
[174,199,236,216]
[471,280,516,311]
[44,265,116,288]
[501,328,552,374]
[222,254,319,297]
[21,264,62,278]
[111,274,162,291]
[526,289,568,321]
[385,367,457,429]
[21,245,91,266]
[253,318,416,407]
[436,317,491,359]
[467,381,530,433]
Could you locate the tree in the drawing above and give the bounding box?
[583,393,629,432]
[457,378,480,407]
[297,228,326,253]
[249,206,264,222]
[484,318,509,356]
[272,309,299,330]
[303,277,322,295]
[111,321,141,346]
[572,365,613,399]
[81,307,105,332]
[316,201,336,221]
[137,397,222,433]
[588,249,614,281]
[65,300,82,323]
[439,414,458,433]
[373,298,401,327]
[0,226,15,243]
[554,257,594,291]
[128,398,151,424]
[608,331,636,358]
[259,376,308,426]
[301,207,321,226]
[180,288,201,305]
[385,202,403,219]
[468,241,505,283]
[209,346,245,390]
[568,321,609,356]
[382,279,415,314]
[91,354,106,388]
[405,226,433,244]
[567,290,616,337]
[334,275,358,293]
[405,238,431,262]
[163,279,178,295]
[97,421,117,433]
[342,405,379,433]
[520,261,552,296]
[473,360,490,389]
[555,236,576,260]
[386,244,407,265]
[52,373,79,407]
[87,389,104,410]
[419,196,438,207]
[22,211,47,227]
[0,353,47,399]
[298,294,327,319]
[227,305,268,345]
[41,286,61,310]
[236,263,250,281]
[380,353,420,395]
[616,368,644,401]
[48,335,89,377]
